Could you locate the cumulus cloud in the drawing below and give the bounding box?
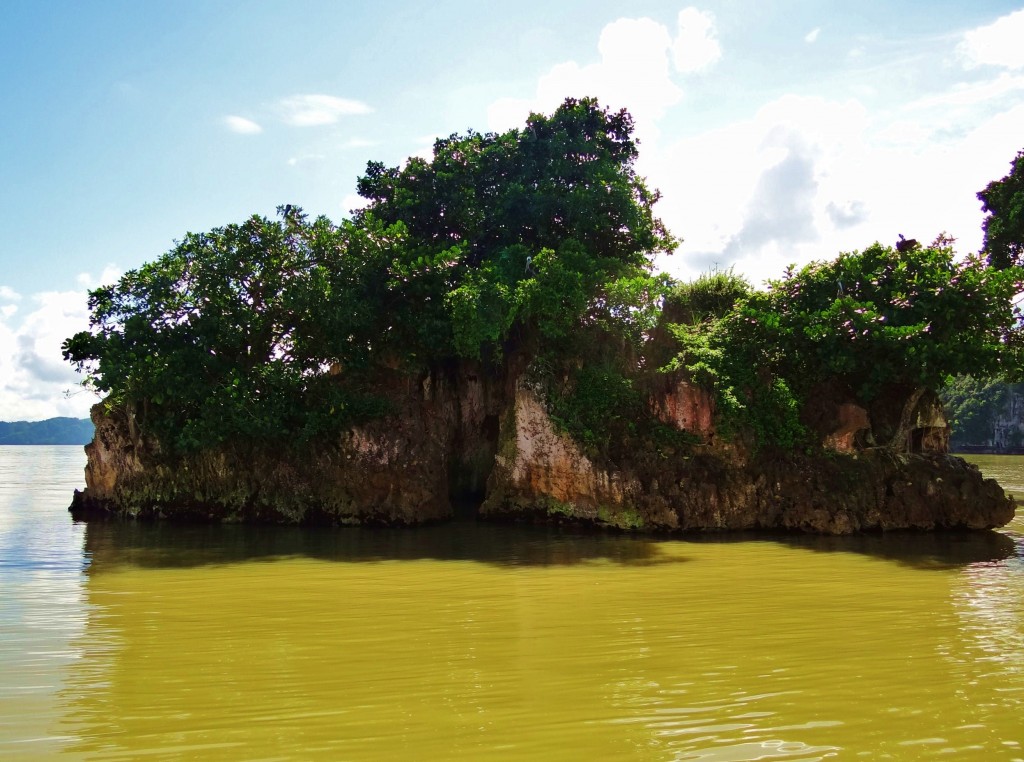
[0,287,97,421]
[721,131,820,258]
[77,266,122,291]
[672,8,721,73]
[340,194,371,216]
[0,286,21,302]
[959,9,1024,70]
[826,200,868,229]
[487,10,721,141]
[278,94,373,126]
[223,115,263,134]
[651,85,1024,286]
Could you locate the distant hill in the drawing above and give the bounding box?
[0,417,94,445]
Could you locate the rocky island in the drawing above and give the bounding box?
[65,99,1022,533]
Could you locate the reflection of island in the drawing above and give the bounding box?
[78,519,677,572]
[58,520,1024,760]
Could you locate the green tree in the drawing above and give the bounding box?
[979,148,1024,269]
[64,99,676,452]
[668,242,1024,448]
[63,207,388,451]
[354,97,676,360]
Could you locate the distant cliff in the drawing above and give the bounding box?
[942,378,1024,451]
[0,417,94,445]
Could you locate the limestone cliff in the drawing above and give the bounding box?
[72,363,1015,534]
[73,366,504,525]
[481,379,1012,533]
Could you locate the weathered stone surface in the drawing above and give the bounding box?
[72,364,1015,533]
[822,403,871,453]
[651,375,715,438]
[73,366,504,525]
[481,379,647,529]
[479,382,1015,534]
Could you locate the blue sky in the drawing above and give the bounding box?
[2,1,1023,420]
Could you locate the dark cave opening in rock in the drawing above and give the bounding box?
[449,413,501,520]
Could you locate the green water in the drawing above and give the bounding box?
[963,454,1024,501]
[2,447,1023,760]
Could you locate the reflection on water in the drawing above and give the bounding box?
[0,447,89,759]
[1,447,1023,760]
[79,518,683,571]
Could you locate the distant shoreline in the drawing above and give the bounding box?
[0,418,94,446]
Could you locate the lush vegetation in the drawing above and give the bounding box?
[980,149,1024,269]
[665,238,1024,447]
[64,98,674,452]
[940,376,1018,448]
[64,108,1024,457]
[936,149,1024,447]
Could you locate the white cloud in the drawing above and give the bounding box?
[0,287,97,421]
[278,94,373,126]
[223,115,263,134]
[340,194,370,215]
[804,27,821,44]
[286,153,327,167]
[0,286,21,302]
[486,14,705,142]
[959,9,1024,70]
[672,7,721,73]
[650,84,1024,286]
[76,266,122,290]
[903,72,1024,112]
[486,97,535,133]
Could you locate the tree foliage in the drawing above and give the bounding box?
[62,208,391,450]
[353,97,675,360]
[979,148,1024,269]
[65,103,1024,459]
[667,242,1024,446]
[63,98,675,452]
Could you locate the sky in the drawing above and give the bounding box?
[2,0,1023,421]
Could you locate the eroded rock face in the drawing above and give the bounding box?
[822,403,871,453]
[480,381,1014,534]
[73,366,504,525]
[651,375,715,438]
[73,365,1014,533]
[481,380,648,529]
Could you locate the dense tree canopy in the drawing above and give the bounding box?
[61,208,387,449]
[64,103,1024,456]
[63,98,674,451]
[979,148,1024,269]
[667,240,1024,446]
[352,97,675,360]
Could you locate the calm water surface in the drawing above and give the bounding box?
[1,446,1023,761]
